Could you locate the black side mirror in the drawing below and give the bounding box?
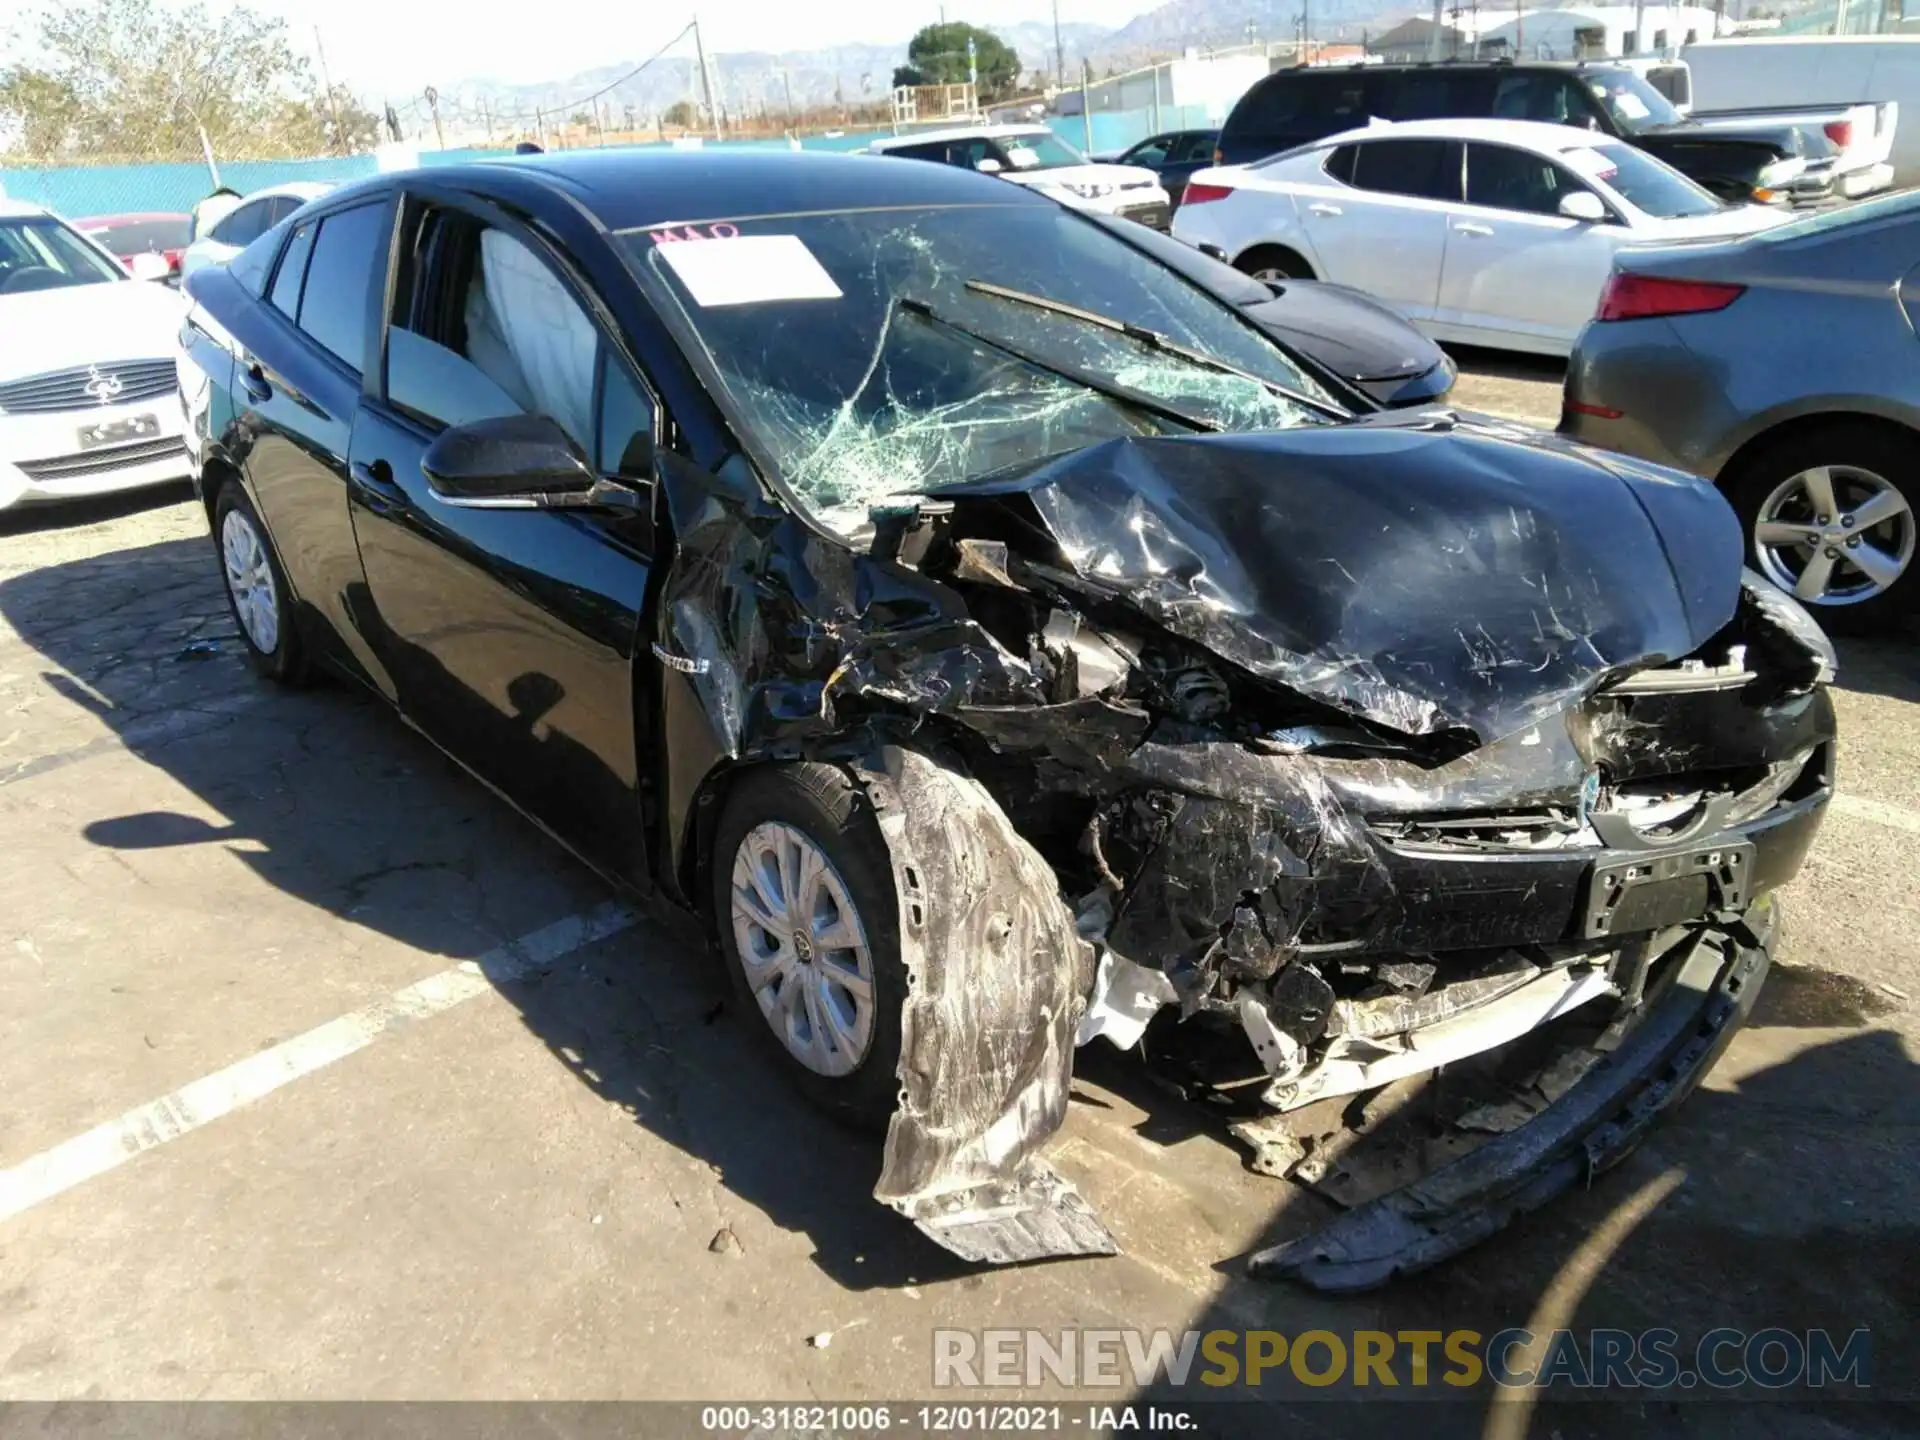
[421,413,609,510]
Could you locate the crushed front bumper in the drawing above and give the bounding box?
[1249,912,1771,1291]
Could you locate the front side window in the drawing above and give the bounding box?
[1174,132,1219,163]
[996,133,1087,171]
[295,202,391,371]
[1350,139,1461,202]
[1125,138,1172,167]
[0,217,124,294]
[388,208,653,474]
[1465,143,1589,216]
[621,203,1338,538]
[1584,67,1684,133]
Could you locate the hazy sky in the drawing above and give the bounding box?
[221,0,1165,98]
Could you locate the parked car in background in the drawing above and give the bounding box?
[1109,128,1220,206]
[0,199,190,512]
[1563,189,1920,627]
[1685,36,1919,187]
[869,125,1171,227]
[74,212,192,284]
[1174,118,1788,356]
[175,148,1836,1289]
[179,181,335,279]
[1217,61,1821,206]
[1087,213,1454,406]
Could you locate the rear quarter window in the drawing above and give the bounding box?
[293,201,392,373]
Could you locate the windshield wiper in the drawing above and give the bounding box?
[963,278,1351,422]
[896,295,1223,434]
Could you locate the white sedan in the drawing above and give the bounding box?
[0,199,190,511]
[1171,117,1790,357]
[179,181,336,281]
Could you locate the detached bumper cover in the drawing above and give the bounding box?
[1249,917,1771,1292]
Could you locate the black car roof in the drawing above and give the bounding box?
[342,147,1053,232]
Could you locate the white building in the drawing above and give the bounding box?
[1478,6,1732,60]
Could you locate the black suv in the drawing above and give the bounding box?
[1218,62,1804,204]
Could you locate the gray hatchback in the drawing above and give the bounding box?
[1562,191,1920,627]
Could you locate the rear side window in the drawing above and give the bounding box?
[1174,132,1218,163]
[1350,139,1461,202]
[1492,73,1593,127]
[1386,71,1495,120]
[1229,72,1376,138]
[1323,145,1357,184]
[268,222,315,317]
[209,198,273,248]
[295,202,391,372]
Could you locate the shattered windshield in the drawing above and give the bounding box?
[620,203,1339,538]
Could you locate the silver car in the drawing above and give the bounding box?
[1562,190,1920,627]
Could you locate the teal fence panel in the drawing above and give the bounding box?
[0,154,379,217]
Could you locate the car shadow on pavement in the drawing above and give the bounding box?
[0,480,195,537]
[1834,632,1920,702]
[1441,345,1569,387]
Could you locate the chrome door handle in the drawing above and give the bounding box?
[240,362,271,403]
[1307,202,1343,216]
[1453,222,1494,237]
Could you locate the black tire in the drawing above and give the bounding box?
[212,481,310,684]
[1724,422,1920,631]
[711,763,906,1131]
[1234,245,1314,282]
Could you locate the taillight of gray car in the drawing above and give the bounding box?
[1563,193,1920,628]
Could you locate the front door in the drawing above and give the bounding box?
[1433,141,1628,351]
[346,196,662,883]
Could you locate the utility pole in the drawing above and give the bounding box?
[424,85,445,149]
[782,69,795,121]
[1081,58,1093,154]
[314,26,344,152]
[1430,0,1446,59]
[693,15,722,138]
[480,97,494,144]
[1516,0,1524,55]
[534,106,545,149]
[1633,0,1645,51]
[1052,0,1065,89]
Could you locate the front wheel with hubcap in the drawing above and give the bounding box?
[1728,424,1918,629]
[712,763,906,1130]
[214,484,308,683]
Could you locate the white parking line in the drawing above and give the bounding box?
[0,901,638,1226]
[1832,792,1920,836]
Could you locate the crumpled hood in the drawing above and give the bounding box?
[938,417,1743,743]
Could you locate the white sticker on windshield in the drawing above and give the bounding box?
[1005,144,1042,170]
[655,234,843,307]
[1563,147,1620,181]
[1613,92,1651,120]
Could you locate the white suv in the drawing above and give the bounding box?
[0,199,192,512]
[870,125,1173,227]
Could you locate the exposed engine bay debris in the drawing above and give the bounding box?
[656,412,1835,1290]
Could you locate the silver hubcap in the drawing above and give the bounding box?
[221,508,280,653]
[1250,265,1291,283]
[1755,465,1915,606]
[729,821,876,1078]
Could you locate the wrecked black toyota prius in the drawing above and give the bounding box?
[179,150,1835,1290]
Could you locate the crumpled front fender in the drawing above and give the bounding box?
[854,745,1116,1265]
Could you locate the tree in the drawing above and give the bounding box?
[902,22,1020,99]
[0,0,378,162]
[661,99,697,129]
[890,64,924,89]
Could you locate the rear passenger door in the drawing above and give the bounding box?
[1295,137,1460,321]
[232,195,397,692]
[345,190,660,881]
[1433,141,1628,349]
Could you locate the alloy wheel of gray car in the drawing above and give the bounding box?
[1753,465,1916,608]
[728,819,878,1078]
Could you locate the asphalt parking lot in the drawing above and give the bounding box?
[2,353,1917,1434]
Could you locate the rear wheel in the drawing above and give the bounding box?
[214,483,309,684]
[1234,245,1313,283]
[712,764,906,1131]
[1726,423,1918,629]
